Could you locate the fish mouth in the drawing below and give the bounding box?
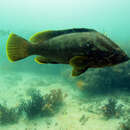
[123,56,130,62]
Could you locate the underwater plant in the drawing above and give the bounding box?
[0,104,20,124]
[42,88,63,115]
[101,98,123,119]
[19,88,63,119]
[19,89,45,119]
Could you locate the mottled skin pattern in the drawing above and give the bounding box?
[29,30,129,68]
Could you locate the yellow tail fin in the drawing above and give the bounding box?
[6,33,30,62]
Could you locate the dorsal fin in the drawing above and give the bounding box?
[29,28,96,43]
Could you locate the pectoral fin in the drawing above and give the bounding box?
[34,56,58,64]
[69,56,88,68]
[69,56,89,76]
[72,67,88,76]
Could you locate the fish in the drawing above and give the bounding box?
[76,80,86,90]
[0,30,10,36]
[6,28,130,76]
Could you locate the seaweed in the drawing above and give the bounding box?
[0,87,64,124]
[19,89,45,119]
[42,89,63,115]
[101,98,123,119]
[0,104,19,124]
[19,88,63,119]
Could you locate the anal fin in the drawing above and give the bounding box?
[34,56,58,64]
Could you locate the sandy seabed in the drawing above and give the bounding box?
[0,71,129,130]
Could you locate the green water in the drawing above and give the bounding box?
[0,0,130,130]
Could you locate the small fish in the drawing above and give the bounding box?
[0,30,10,36]
[76,80,85,90]
[6,28,130,76]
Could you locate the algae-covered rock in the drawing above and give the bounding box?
[63,61,130,94]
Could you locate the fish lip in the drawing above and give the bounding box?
[123,56,130,62]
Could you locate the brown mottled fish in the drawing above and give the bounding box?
[6,28,130,76]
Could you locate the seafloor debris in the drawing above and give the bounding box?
[79,114,89,125]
